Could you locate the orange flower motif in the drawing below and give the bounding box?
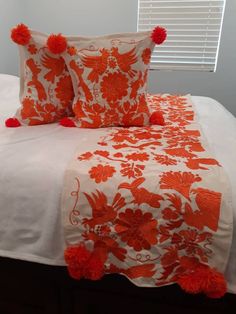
[89,164,116,183]
[115,208,158,251]
[120,163,145,179]
[102,109,120,127]
[154,154,177,166]
[67,46,77,56]
[126,152,149,162]
[55,75,74,107]
[94,150,110,158]
[160,171,202,199]
[142,48,151,65]
[172,229,212,262]
[78,152,93,161]
[28,44,37,54]
[100,71,128,102]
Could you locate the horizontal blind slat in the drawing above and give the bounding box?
[138,0,225,71]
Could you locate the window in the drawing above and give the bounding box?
[137,0,226,71]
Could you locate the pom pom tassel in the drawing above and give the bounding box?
[149,111,165,126]
[47,33,67,54]
[177,265,227,298]
[64,245,105,281]
[60,117,76,127]
[151,26,167,45]
[83,253,104,280]
[5,118,21,127]
[11,24,31,45]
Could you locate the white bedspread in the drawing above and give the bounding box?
[0,74,236,293]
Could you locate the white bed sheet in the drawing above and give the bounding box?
[0,74,236,293]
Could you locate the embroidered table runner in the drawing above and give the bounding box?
[61,94,233,297]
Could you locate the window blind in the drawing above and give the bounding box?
[137,0,226,71]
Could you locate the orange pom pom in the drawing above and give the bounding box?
[151,26,167,45]
[60,117,76,127]
[177,265,227,298]
[47,33,67,54]
[177,271,202,294]
[83,254,104,281]
[149,111,165,125]
[198,266,227,298]
[64,245,90,268]
[5,117,21,127]
[11,24,31,45]
[68,266,83,280]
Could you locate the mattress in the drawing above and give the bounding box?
[0,74,236,293]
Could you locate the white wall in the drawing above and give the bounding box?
[0,0,235,116]
[0,0,23,74]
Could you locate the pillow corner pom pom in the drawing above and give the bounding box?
[47,33,67,54]
[60,117,76,127]
[11,23,31,45]
[5,117,21,127]
[151,26,167,45]
[149,111,165,126]
[83,254,104,281]
[177,265,227,298]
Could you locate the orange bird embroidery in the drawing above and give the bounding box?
[111,47,137,77]
[26,58,47,101]
[183,188,221,232]
[81,48,110,83]
[70,60,93,102]
[119,177,163,208]
[41,54,65,83]
[83,191,125,228]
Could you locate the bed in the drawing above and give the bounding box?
[0,73,236,313]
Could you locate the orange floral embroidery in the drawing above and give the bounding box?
[25,101,59,126]
[28,44,37,54]
[55,75,74,107]
[21,98,37,119]
[89,164,116,183]
[100,71,128,102]
[142,48,151,64]
[120,163,145,179]
[186,158,220,170]
[115,208,158,251]
[160,171,201,199]
[83,191,125,228]
[119,178,163,208]
[162,207,179,220]
[81,48,110,83]
[41,54,65,83]
[126,152,149,161]
[94,150,109,158]
[111,47,137,77]
[102,109,120,126]
[78,152,93,161]
[108,58,117,69]
[67,46,77,56]
[172,229,212,262]
[184,188,221,232]
[161,246,179,267]
[154,154,177,166]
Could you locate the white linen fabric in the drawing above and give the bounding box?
[0,74,236,293]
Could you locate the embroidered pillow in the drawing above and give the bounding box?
[5,24,74,127]
[56,27,166,128]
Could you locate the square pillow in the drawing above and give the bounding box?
[6,24,74,127]
[57,27,166,128]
